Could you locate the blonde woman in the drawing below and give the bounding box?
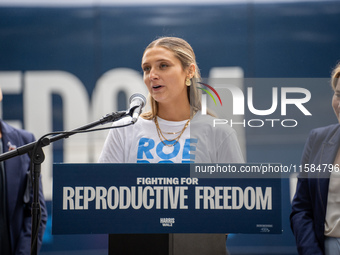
[291,62,340,255]
[99,37,244,254]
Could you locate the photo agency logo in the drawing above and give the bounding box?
[198,82,223,114]
[197,79,312,128]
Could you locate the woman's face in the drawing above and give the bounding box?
[141,46,190,106]
[332,79,340,123]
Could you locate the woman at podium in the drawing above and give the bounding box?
[99,36,244,255]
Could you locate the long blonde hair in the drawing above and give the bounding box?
[331,62,340,90]
[141,37,202,120]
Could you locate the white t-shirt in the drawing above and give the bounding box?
[98,112,244,164]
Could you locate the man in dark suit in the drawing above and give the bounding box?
[0,89,47,255]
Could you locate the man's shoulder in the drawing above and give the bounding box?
[1,120,35,143]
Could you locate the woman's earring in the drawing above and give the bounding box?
[186,78,191,86]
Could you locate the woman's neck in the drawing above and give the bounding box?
[157,102,191,121]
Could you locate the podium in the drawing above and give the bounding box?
[108,233,229,255]
[52,163,282,254]
[108,234,170,254]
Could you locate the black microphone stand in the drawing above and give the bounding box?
[0,109,131,255]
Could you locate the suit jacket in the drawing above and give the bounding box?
[290,124,340,255]
[1,120,47,255]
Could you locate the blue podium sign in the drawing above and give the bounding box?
[52,163,281,235]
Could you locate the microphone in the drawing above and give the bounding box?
[128,93,146,123]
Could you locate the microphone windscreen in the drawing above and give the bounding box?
[129,93,146,107]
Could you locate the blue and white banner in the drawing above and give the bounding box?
[52,163,282,235]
